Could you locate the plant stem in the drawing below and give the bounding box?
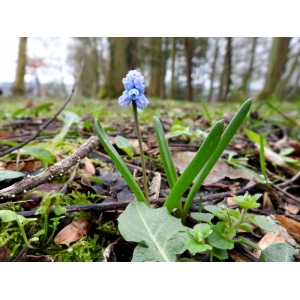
[132,101,150,205]
[16,220,34,249]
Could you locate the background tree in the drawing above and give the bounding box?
[184,37,195,101]
[207,38,220,103]
[239,37,258,96]
[259,37,291,100]
[69,38,105,98]
[12,37,27,96]
[218,37,232,102]
[168,37,177,99]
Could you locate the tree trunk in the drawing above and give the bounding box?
[275,38,300,99]
[149,37,164,97]
[259,37,291,100]
[105,37,132,98]
[207,38,220,102]
[90,37,100,97]
[12,37,27,96]
[239,37,257,96]
[218,37,232,102]
[168,37,177,99]
[184,37,195,101]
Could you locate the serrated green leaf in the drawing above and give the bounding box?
[211,247,228,260]
[185,238,212,255]
[237,223,253,232]
[231,192,261,209]
[22,146,55,164]
[258,243,297,262]
[204,205,227,220]
[115,135,134,157]
[226,207,241,219]
[207,222,235,250]
[0,170,25,181]
[250,215,276,232]
[190,212,214,223]
[118,201,188,262]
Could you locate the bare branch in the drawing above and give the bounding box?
[0,57,85,158]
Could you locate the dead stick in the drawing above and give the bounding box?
[0,57,85,158]
[16,187,254,218]
[0,135,100,200]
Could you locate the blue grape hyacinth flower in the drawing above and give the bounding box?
[118,70,150,110]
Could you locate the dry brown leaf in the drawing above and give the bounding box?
[255,143,299,175]
[287,204,300,215]
[131,139,149,155]
[275,215,300,241]
[149,172,161,199]
[228,249,253,262]
[82,157,96,175]
[253,216,299,257]
[172,154,254,183]
[54,218,89,245]
[0,244,9,262]
[253,229,286,258]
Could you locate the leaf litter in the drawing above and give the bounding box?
[0,97,300,261]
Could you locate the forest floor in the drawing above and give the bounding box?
[0,96,300,262]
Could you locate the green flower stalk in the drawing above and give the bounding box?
[119,70,150,204]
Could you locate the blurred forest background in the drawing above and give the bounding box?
[3,37,300,102]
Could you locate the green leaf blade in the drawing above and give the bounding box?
[164,119,224,213]
[118,202,188,262]
[22,146,55,164]
[258,243,297,262]
[154,116,178,189]
[94,118,147,205]
[115,135,134,157]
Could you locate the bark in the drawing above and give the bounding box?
[207,38,220,102]
[149,37,164,97]
[275,38,300,99]
[239,37,257,96]
[184,37,195,101]
[12,37,27,96]
[218,37,232,102]
[259,37,291,100]
[89,37,100,96]
[168,37,177,99]
[105,37,132,98]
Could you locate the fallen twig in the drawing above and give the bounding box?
[0,135,100,200]
[16,186,254,218]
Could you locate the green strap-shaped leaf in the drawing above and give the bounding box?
[94,118,147,205]
[164,119,224,213]
[153,117,178,189]
[182,98,252,220]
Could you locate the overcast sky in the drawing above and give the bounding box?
[0,37,74,85]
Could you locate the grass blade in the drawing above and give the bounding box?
[94,118,148,205]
